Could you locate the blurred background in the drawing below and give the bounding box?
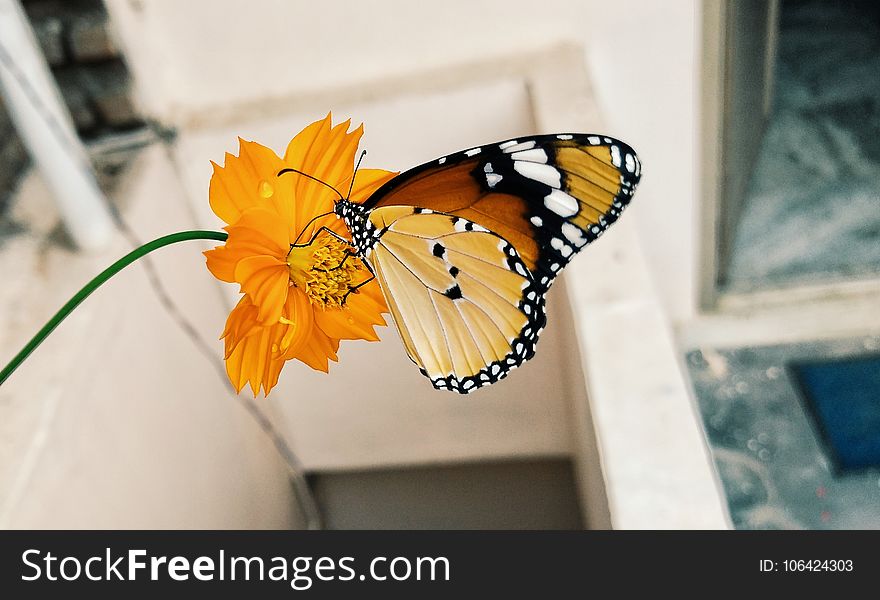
[0,0,877,530]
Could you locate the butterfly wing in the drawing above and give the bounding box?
[361,134,640,291]
[365,207,545,393]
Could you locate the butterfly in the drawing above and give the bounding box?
[283,134,640,393]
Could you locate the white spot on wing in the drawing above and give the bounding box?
[610,145,621,167]
[486,173,503,188]
[557,134,573,140]
[562,222,587,247]
[544,189,579,217]
[587,136,600,145]
[503,140,537,154]
[465,147,481,157]
[511,148,548,163]
[513,161,561,188]
[530,215,543,227]
[499,140,518,150]
[438,157,446,164]
[625,153,635,173]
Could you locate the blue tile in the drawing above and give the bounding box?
[791,356,880,472]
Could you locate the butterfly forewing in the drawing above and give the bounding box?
[365,208,545,393]
[362,134,641,292]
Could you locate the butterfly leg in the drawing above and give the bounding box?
[314,250,356,272]
[290,225,354,249]
[339,253,377,305]
[293,227,376,302]
[290,211,336,246]
[342,273,376,304]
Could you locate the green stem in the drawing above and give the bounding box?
[0,230,228,387]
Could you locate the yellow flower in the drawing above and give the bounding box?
[204,114,397,396]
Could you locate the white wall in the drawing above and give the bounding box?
[106,0,701,324]
[0,148,302,529]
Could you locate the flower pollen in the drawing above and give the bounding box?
[287,233,367,310]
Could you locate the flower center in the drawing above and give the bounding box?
[286,232,367,309]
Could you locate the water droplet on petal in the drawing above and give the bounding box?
[259,180,274,198]
[347,316,355,325]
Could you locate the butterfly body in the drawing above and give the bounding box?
[334,133,640,394]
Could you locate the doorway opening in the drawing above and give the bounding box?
[720,0,880,293]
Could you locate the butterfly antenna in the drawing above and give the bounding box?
[346,150,367,200]
[277,167,344,202]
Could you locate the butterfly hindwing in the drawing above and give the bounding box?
[364,207,546,393]
[361,134,641,291]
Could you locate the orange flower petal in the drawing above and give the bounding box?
[314,294,386,341]
[222,296,261,358]
[209,139,285,225]
[284,115,336,226]
[233,255,289,324]
[283,113,331,169]
[314,310,377,342]
[278,289,314,356]
[225,324,287,396]
[225,206,291,257]
[348,168,399,204]
[206,205,292,286]
[313,121,363,191]
[204,244,239,283]
[292,327,340,373]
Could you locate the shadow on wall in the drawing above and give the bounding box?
[310,459,584,530]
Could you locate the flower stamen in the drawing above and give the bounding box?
[287,233,367,309]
